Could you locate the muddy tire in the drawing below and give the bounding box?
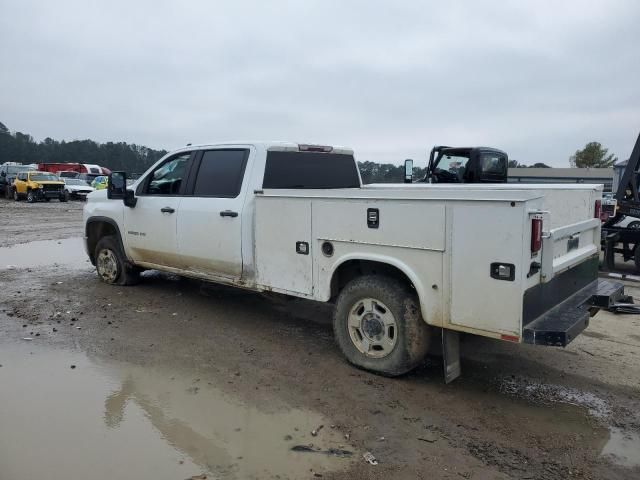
[333,275,431,376]
[26,189,35,203]
[94,235,140,286]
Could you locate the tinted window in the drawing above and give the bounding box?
[145,153,191,195]
[193,150,248,197]
[480,152,507,174]
[263,152,360,189]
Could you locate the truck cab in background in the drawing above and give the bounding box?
[405,146,509,184]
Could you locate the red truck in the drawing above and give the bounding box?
[37,163,111,176]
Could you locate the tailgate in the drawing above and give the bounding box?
[540,217,600,282]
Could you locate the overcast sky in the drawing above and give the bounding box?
[1,0,639,166]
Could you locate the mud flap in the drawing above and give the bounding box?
[442,329,461,384]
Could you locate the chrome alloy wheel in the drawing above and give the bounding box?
[348,298,397,358]
[96,248,119,283]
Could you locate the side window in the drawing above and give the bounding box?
[193,149,248,197]
[144,153,191,195]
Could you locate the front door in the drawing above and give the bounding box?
[177,148,249,279]
[124,152,193,267]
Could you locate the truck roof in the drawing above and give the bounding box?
[170,141,354,155]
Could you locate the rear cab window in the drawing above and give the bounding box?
[192,149,249,197]
[263,151,360,189]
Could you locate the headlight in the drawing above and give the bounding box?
[36,184,43,189]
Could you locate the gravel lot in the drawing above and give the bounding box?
[0,198,639,480]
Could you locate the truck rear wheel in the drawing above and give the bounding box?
[333,275,431,376]
[94,235,140,286]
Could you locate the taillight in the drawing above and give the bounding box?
[594,200,602,219]
[531,217,543,254]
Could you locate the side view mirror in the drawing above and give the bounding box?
[124,189,137,208]
[107,171,137,208]
[107,172,126,199]
[404,159,413,183]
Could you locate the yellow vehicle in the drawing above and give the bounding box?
[13,171,68,203]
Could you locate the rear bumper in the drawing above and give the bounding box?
[523,278,625,346]
[522,256,625,346]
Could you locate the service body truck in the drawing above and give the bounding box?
[83,142,625,381]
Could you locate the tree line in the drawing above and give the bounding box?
[0,121,618,182]
[0,121,167,174]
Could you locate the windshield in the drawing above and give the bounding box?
[436,154,470,173]
[30,173,59,181]
[7,166,33,175]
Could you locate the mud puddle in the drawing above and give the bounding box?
[0,341,353,480]
[0,237,90,270]
[497,375,640,469]
[602,428,640,468]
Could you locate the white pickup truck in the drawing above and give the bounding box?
[83,142,625,382]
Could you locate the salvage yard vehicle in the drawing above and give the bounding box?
[62,178,95,200]
[420,146,508,184]
[83,142,627,382]
[13,171,67,203]
[0,162,35,199]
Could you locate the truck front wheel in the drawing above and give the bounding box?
[333,275,431,376]
[94,235,140,286]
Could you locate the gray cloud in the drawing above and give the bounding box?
[1,0,639,166]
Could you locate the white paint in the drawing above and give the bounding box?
[84,142,603,341]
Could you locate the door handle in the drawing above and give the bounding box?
[220,210,238,218]
[160,207,175,213]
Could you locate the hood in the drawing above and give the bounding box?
[66,184,95,192]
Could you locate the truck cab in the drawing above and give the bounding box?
[403,146,508,184]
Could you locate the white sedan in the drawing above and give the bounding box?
[62,178,95,200]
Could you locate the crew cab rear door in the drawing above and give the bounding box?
[176,148,250,279]
[124,151,194,267]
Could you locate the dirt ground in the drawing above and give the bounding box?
[1,198,639,480]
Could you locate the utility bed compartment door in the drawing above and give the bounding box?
[449,202,525,335]
[254,197,313,295]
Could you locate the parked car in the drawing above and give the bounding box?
[62,178,95,200]
[91,175,108,190]
[78,173,102,183]
[13,171,67,203]
[84,142,625,382]
[0,163,36,198]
